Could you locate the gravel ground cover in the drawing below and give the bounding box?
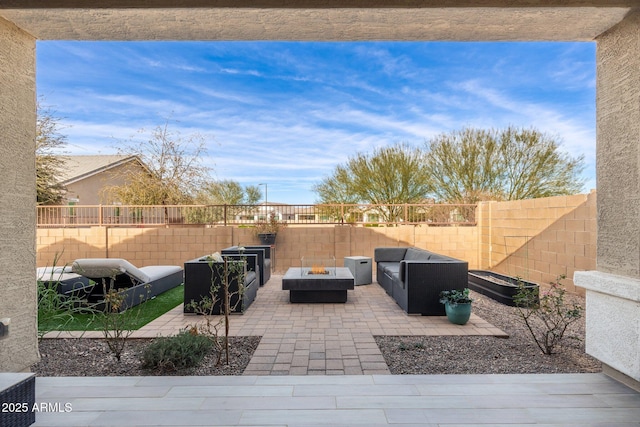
[34,336,260,376]
[376,291,601,375]
[33,290,600,376]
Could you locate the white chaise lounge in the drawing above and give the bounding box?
[71,258,183,311]
[37,265,93,297]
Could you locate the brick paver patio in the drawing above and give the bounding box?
[47,275,506,375]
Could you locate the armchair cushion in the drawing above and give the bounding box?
[222,246,270,286]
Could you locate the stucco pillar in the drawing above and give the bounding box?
[575,11,640,386]
[0,17,38,371]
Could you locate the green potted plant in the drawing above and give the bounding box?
[254,211,286,245]
[439,288,473,325]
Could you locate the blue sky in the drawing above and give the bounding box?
[37,41,596,204]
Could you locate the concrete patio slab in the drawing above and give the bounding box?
[31,374,640,427]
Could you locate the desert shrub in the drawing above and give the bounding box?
[185,255,246,366]
[141,330,213,371]
[514,274,583,355]
[100,283,151,361]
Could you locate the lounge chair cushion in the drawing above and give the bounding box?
[70,258,183,312]
[72,258,152,283]
[37,266,93,296]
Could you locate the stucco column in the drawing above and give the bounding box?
[0,17,38,371]
[575,11,640,386]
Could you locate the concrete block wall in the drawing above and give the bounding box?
[496,193,596,292]
[37,223,480,273]
[37,227,108,268]
[38,226,235,268]
[37,194,595,293]
[477,192,595,293]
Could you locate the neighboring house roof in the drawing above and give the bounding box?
[58,155,146,185]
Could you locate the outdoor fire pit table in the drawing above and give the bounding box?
[282,267,355,303]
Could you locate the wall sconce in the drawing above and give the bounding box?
[0,318,10,339]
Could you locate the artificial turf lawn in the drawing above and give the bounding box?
[39,284,184,332]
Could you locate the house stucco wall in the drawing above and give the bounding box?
[0,17,39,372]
[575,11,640,385]
[595,12,640,280]
[65,160,149,205]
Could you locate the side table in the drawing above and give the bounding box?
[344,256,372,285]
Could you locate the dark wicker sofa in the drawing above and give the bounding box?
[221,245,271,286]
[183,253,258,314]
[374,247,468,315]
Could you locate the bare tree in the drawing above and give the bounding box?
[36,100,68,205]
[104,120,211,205]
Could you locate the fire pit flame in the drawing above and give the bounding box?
[308,264,329,275]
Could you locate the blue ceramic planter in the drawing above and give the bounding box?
[444,302,472,325]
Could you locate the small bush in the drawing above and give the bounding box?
[101,283,151,361]
[514,274,583,355]
[141,330,213,371]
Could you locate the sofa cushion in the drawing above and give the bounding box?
[427,254,450,262]
[139,265,184,281]
[374,247,407,262]
[391,270,402,285]
[245,271,257,285]
[404,248,431,261]
[377,262,400,275]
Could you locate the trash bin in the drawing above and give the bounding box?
[344,256,372,285]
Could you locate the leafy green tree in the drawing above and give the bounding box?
[313,166,363,223]
[424,126,585,203]
[188,180,261,224]
[104,120,211,205]
[36,100,68,205]
[313,143,432,222]
[313,166,362,205]
[196,180,261,205]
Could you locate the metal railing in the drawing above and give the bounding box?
[36,203,477,227]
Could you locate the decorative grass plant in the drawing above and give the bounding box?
[38,284,184,332]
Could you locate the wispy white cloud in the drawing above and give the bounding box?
[218,67,263,77]
[37,41,597,202]
[141,58,207,73]
[353,45,419,80]
[180,84,263,105]
[548,44,596,90]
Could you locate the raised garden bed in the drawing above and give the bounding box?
[468,270,539,306]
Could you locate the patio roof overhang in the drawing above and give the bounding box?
[0,1,635,41]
